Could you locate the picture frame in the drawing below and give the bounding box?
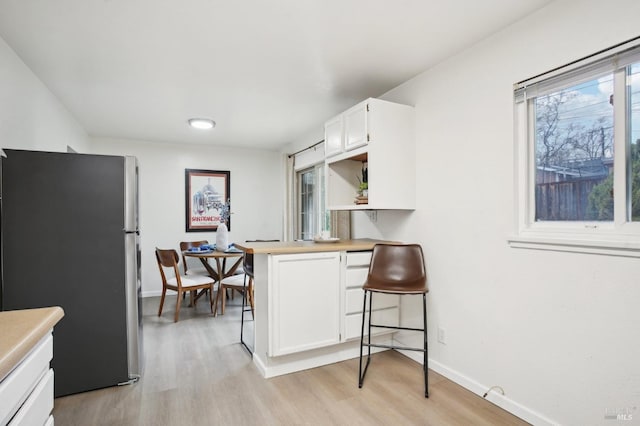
[185,169,231,232]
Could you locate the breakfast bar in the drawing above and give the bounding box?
[235,239,400,378]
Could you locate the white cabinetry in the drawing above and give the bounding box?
[266,249,399,357]
[324,114,344,157]
[324,100,371,158]
[0,334,54,426]
[324,98,415,210]
[342,251,399,340]
[343,102,368,151]
[268,251,341,356]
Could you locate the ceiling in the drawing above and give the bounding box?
[0,0,552,151]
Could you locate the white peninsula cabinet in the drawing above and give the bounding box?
[238,240,399,379]
[268,251,341,356]
[324,98,416,210]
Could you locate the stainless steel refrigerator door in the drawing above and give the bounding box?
[1,149,131,396]
[124,155,142,380]
[125,231,142,380]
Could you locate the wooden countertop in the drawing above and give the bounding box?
[235,238,396,254]
[0,307,64,381]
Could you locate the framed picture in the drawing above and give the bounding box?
[185,169,231,232]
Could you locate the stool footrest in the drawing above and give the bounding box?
[363,342,426,352]
[369,323,424,332]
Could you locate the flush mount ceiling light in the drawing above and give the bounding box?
[188,118,216,130]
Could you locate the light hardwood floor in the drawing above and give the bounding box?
[53,295,529,425]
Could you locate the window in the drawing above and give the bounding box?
[630,63,640,222]
[296,164,328,240]
[512,40,640,256]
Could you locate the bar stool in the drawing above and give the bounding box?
[358,243,429,397]
[240,240,278,356]
[240,251,254,355]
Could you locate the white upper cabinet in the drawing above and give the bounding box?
[324,98,415,210]
[324,100,369,158]
[324,114,344,158]
[343,102,368,151]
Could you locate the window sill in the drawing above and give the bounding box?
[508,234,640,258]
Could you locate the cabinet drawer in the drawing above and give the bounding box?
[346,251,371,267]
[344,307,399,341]
[9,368,54,426]
[345,268,368,289]
[0,334,53,426]
[345,289,399,314]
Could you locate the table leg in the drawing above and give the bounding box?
[197,257,220,281]
[193,257,219,305]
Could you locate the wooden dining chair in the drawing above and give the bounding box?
[155,248,216,322]
[179,240,210,275]
[215,240,278,317]
[214,272,250,317]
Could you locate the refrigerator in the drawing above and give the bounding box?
[0,149,143,397]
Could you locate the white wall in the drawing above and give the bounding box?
[281,126,324,156]
[348,0,640,424]
[90,137,283,297]
[0,36,89,153]
[0,32,284,299]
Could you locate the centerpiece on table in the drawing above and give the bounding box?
[215,199,231,251]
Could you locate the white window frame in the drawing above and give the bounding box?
[291,142,327,240]
[296,163,326,240]
[510,40,640,257]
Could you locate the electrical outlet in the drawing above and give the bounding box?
[437,327,446,344]
[367,210,377,222]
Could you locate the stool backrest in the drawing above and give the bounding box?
[366,244,427,293]
[243,239,279,279]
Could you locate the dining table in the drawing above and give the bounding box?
[182,249,244,311]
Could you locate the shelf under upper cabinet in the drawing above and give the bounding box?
[326,146,368,164]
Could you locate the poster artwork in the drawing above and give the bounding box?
[185,169,230,232]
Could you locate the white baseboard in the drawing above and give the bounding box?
[142,290,162,298]
[254,337,390,379]
[394,337,558,426]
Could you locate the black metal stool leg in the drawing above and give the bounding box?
[359,290,375,388]
[423,293,429,398]
[358,290,369,388]
[240,273,252,356]
[367,292,373,360]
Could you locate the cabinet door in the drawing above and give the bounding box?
[269,252,341,356]
[344,102,368,151]
[324,115,343,157]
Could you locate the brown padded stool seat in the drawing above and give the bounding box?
[358,243,429,397]
[363,244,428,294]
